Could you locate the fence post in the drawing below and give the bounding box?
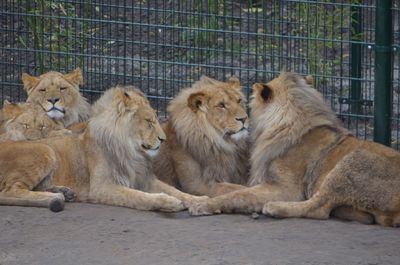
[350,4,362,115]
[374,0,393,146]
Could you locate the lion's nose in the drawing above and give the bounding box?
[48,97,60,104]
[236,117,247,124]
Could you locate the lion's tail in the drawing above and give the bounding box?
[0,194,64,212]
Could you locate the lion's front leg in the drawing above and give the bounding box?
[208,182,247,197]
[47,129,72,138]
[149,179,208,209]
[189,183,299,216]
[90,184,185,212]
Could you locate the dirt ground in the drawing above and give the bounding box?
[1,203,399,265]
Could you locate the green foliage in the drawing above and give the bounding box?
[22,0,90,72]
[180,0,225,62]
[295,2,346,87]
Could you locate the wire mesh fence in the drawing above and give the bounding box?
[0,0,399,147]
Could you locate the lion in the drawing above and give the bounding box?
[0,101,70,141]
[153,76,250,197]
[21,68,91,127]
[0,100,25,126]
[0,86,206,212]
[189,72,400,227]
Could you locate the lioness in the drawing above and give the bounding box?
[0,86,205,212]
[190,72,400,227]
[22,68,91,127]
[0,101,70,141]
[153,76,250,197]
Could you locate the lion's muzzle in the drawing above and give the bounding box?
[141,143,161,157]
[45,98,65,119]
[230,127,249,141]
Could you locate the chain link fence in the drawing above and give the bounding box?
[1,0,399,147]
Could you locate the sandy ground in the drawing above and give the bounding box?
[0,203,399,265]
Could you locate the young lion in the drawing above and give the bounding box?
[153,76,250,197]
[21,68,91,127]
[0,86,206,212]
[0,100,25,126]
[0,101,70,141]
[190,72,400,227]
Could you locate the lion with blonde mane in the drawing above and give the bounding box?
[21,68,91,127]
[153,76,250,197]
[0,86,205,212]
[189,72,400,227]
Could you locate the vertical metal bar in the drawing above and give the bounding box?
[374,0,393,146]
[350,3,362,115]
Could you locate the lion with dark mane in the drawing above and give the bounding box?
[190,72,400,227]
[153,76,250,197]
[0,86,205,212]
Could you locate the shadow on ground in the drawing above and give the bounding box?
[1,203,399,265]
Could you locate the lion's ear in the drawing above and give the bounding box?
[3,100,11,106]
[227,75,240,86]
[199,75,217,85]
[304,75,314,86]
[64,68,83,87]
[114,88,138,114]
[188,92,207,113]
[252,83,272,102]
[22,73,40,95]
[227,75,242,91]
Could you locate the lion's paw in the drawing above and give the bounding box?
[262,202,286,218]
[156,194,185,212]
[48,193,65,212]
[182,195,209,209]
[188,200,221,216]
[58,186,77,202]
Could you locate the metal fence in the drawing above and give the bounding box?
[0,0,399,148]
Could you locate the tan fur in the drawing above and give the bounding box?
[0,100,25,125]
[189,72,400,227]
[0,86,206,212]
[22,68,91,127]
[0,102,70,141]
[153,76,250,197]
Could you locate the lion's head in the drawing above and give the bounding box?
[90,86,166,157]
[248,72,343,185]
[0,100,26,125]
[250,72,339,130]
[21,68,91,127]
[169,76,249,150]
[1,102,65,141]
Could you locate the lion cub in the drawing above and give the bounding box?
[0,101,70,141]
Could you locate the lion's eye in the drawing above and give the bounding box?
[39,88,46,92]
[146,119,153,128]
[217,102,225,108]
[237,98,242,104]
[60,87,67,91]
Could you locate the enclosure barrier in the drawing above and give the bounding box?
[0,0,399,148]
